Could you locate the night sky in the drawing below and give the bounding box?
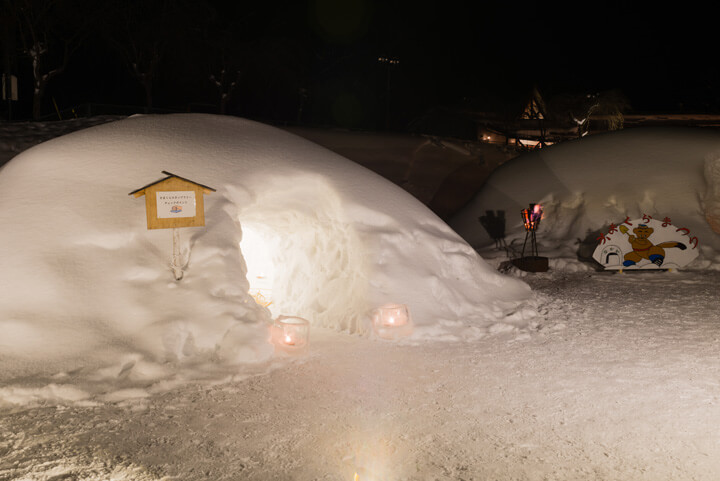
[4,0,719,131]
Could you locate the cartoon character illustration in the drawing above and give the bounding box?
[618,224,686,267]
[170,205,183,214]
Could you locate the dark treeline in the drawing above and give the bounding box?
[2,0,314,122]
[3,1,720,130]
[2,0,470,129]
[0,0,575,132]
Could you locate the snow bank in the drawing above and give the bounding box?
[451,127,720,269]
[0,116,120,167]
[0,114,533,404]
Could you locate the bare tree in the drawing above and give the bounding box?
[547,89,630,137]
[200,5,246,115]
[7,0,89,119]
[104,0,196,112]
[209,66,240,115]
[1,0,19,119]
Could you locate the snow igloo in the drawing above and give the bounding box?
[0,114,533,375]
[451,127,720,266]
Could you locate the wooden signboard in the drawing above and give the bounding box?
[593,215,699,271]
[129,171,216,230]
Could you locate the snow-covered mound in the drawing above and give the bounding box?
[451,127,720,269]
[0,114,533,394]
[0,116,121,167]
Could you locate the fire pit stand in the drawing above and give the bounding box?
[511,203,549,272]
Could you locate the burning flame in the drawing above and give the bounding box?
[521,203,543,231]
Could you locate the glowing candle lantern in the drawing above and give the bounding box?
[379,304,408,326]
[372,303,413,340]
[271,316,310,353]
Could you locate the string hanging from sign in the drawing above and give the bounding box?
[171,228,186,280]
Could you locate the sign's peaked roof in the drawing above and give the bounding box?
[129,171,217,197]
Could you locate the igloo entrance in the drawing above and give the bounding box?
[240,225,276,311]
[236,177,369,333]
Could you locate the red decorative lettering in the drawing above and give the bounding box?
[662,217,672,227]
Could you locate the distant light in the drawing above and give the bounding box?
[378,56,399,65]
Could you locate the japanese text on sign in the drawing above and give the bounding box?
[156,191,196,219]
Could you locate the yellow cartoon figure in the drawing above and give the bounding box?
[619,224,686,267]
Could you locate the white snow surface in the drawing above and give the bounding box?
[3,118,720,481]
[3,270,720,481]
[451,127,720,270]
[0,113,532,401]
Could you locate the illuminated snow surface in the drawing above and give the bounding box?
[2,117,720,480]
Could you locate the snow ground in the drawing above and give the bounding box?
[3,268,720,481]
[2,118,720,480]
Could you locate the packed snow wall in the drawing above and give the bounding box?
[0,114,533,375]
[704,151,720,235]
[451,127,720,265]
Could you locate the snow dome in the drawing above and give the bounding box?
[451,127,720,265]
[0,114,533,380]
